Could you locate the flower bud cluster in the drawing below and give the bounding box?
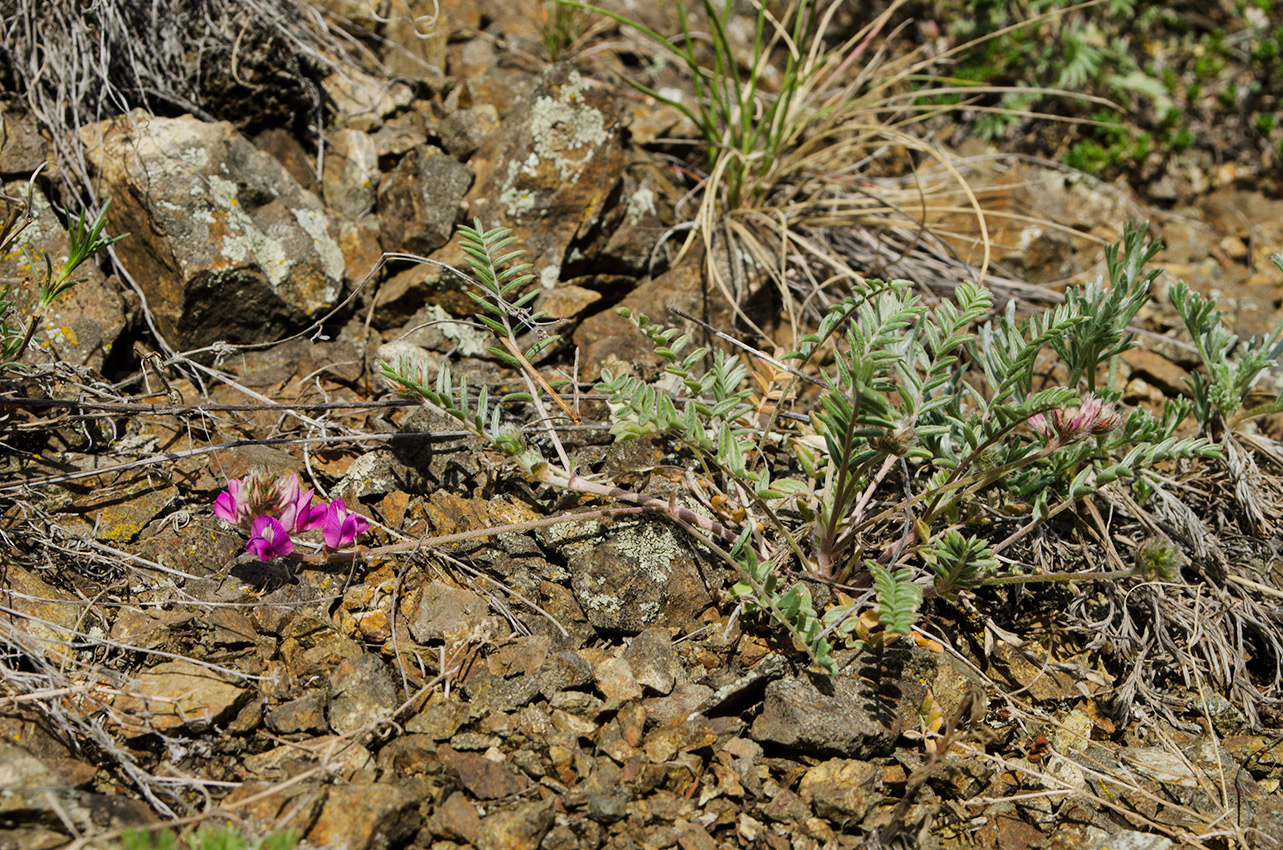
[214,470,369,561]
[1028,394,1121,445]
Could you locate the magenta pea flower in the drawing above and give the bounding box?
[213,470,321,533]
[246,516,294,562]
[322,498,369,549]
[213,478,248,525]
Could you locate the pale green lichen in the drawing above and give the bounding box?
[613,517,679,583]
[178,145,210,169]
[626,187,656,224]
[292,207,345,287]
[208,175,291,285]
[425,305,491,357]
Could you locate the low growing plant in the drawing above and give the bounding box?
[1170,253,1283,432]
[373,221,1238,672]
[120,825,299,850]
[0,173,127,368]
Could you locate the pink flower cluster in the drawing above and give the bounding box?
[1028,394,1122,445]
[214,470,369,561]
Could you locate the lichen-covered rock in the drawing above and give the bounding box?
[539,514,717,635]
[464,63,625,291]
[79,110,345,349]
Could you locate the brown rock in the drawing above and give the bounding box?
[406,693,472,740]
[644,716,741,764]
[574,260,732,382]
[323,69,414,132]
[438,745,529,799]
[0,107,50,175]
[594,656,643,706]
[429,791,482,843]
[113,660,248,736]
[2,564,90,663]
[306,784,419,850]
[474,800,555,850]
[378,144,473,256]
[265,690,329,735]
[760,786,811,824]
[1122,348,1190,398]
[674,819,718,850]
[93,480,177,546]
[645,683,713,728]
[279,616,364,673]
[799,759,881,821]
[624,627,680,695]
[243,736,376,783]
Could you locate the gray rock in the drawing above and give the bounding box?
[408,581,491,643]
[80,110,345,349]
[323,128,379,220]
[750,674,902,758]
[463,668,542,713]
[440,105,500,159]
[378,144,473,255]
[438,745,528,800]
[537,650,595,696]
[328,652,397,735]
[1082,828,1174,850]
[542,515,716,635]
[624,627,680,695]
[583,760,629,824]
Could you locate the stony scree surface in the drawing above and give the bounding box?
[3,3,1283,850]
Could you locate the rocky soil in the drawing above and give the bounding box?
[2,2,1283,849]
